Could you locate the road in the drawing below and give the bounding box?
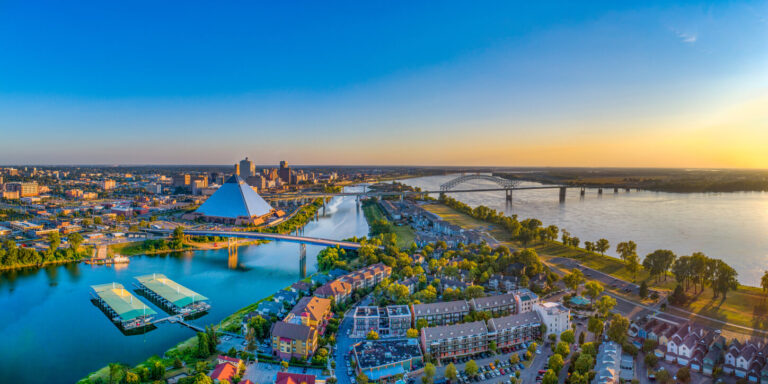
[333,295,374,384]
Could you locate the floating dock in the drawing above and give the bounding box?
[134,274,210,316]
[91,283,157,330]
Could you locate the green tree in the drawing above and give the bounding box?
[108,363,125,384]
[151,361,165,380]
[416,318,429,330]
[587,317,604,339]
[406,328,419,338]
[563,270,584,294]
[366,330,379,340]
[595,239,610,255]
[573,353,594,374]
[509,354,519,365]
[196,332,210,358]
[639,280,649,298]
[445,363,458,383]
[584,281,604,306]
[578,331,585,345]
[644,353,658,368]
[356,374,369,384]
[68,232,84,252]
[676,366,691,383]
[424,363,436,383]
[643,250,676,282]
[548,354,564,373]
[560,330,575,344]
[48,231,61,253]
[596,295,617,317]
[616,241,637,262]
[762,270,768,297]
[465,360,479,376]
[607,315,630,344]
[125,371,140,384]
[555,341,570,357]
[541,369,558,384]
[464,285,484,299]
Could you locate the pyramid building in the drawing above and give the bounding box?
[190,175,276,225]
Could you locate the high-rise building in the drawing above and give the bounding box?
[233,163,240,176]
[101,179,116,190]
[239,157,256,179]
[278,160,293,184]
[6,182,38,197]
[172,174,191,187]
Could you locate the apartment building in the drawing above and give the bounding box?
[341,263,392,290]
[470,293,516,316]
[411,300,470,327]
[487,311,541,350]
[352,305,412,338]
[420,321,489,360]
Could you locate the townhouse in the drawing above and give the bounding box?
[470,293,517,316]
[341,263,392,290]
[411,300,470,327]
[314,279,352,304]
[487,311,541,350]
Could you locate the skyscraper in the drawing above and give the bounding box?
[240,157,256,179]
[278,160,292,184]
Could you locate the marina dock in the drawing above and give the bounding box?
[90,283,157,330]
[134,273,210,316]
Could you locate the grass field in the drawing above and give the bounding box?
[425,201,768,331]
[362,202,416,249]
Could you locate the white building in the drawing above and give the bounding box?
[534,302,570,337]
[513,288,539,313]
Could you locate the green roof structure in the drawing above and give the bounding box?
[91,283,157,321]
[135,274,208,309]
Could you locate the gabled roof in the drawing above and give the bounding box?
[196,175,273,218]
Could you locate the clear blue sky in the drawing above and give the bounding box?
[1,1,767,166]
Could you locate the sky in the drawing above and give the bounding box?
[1,1,767,167]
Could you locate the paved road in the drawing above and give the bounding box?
[333,295,375,384]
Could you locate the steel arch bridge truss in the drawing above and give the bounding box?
[439,174,520,191]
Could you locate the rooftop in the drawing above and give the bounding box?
[423,320,488,342]
[135,273,208,308]
[195,175,273,219]
[92,283,157,321]
[488,311,541,331]
[353,339,423,370]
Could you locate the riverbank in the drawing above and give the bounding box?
[0,256,86,272]
[425,201,768,333]
[361,200,415,248]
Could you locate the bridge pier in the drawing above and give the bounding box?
[598,188,603,195]
[400,193,404,202]
[227,238,238,269]
[625,188,631,192]
[580,187,585,196]
[559,187,566,203]
[614,187,619,193]
[299,243,306,278]
[505,189,512,202]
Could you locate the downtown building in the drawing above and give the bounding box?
[184,175,277,226]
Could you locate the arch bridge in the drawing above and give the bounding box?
[440,174,520,201]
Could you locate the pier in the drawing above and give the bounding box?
[91,283,157,330]
[134,274,210,316]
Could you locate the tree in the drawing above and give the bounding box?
[587,317,604,339]
[445,363,458,383]
[596,296,617,317]
[555,341,570,357]
[465,360,479,376]
[762,271,768,297]
[108,363,126,384]
[595,239,610,255]
[616,241,637,262]
[573,353,594,374]
[541,369,558,384]
[643,250,676,282]
[625,252,640,281]
[607,315,630,344]
[48,232,61,254]
[676,366,691,383]
[584,281,604,306]
[68,232,84,252]
[509,354,519,365]
[406,328,419,338]
[578,331,585,345]
[644,353,658,368]
[464,285,485,299]
[489,341,497,354]
[639,281,649,299]
[424,363,436,383]
[560,330,575,344]
[151,361,165,380]
[196,332,210,358]
[655,369,671,384]
[366,330,379,340]
[125,372,140,384]
[548,354,564,373]
[563,270,584,294]
[416,318,429,330]
[356,373,369,384]
[711,259,739,299]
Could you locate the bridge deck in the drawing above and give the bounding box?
[147,229,365,250]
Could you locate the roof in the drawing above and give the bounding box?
[412,300,469,316]
[210,362,237,381]
[353,339,422,370]
[487,311,541,331]
[472,293,516,310]
[271,321,313,340]
[290,296,331,322]
[195,175,273,218]
[276,372,316,384]
[315,280,351,297]
[423,320,488,342]
[135,274,208,308]
[92,283,157,321]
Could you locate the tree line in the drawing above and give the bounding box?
[0,232,87,269]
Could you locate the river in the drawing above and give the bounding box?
[0,187,368,384]
[400,174,768,287]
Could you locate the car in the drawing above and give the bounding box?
[536,349,542,354]
[538,370,546,374]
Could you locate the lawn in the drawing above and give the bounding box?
[421,203,514,242]
[361,202,416,249]
[668,285,768,333]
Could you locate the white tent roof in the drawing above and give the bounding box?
[195,175,273,218]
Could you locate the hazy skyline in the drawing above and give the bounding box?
[1,1,767,167]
